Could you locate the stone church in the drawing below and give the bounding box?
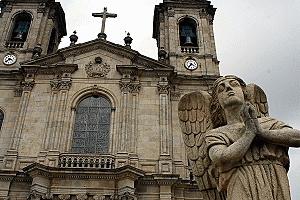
[0,0,219,199]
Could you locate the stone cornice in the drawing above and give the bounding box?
[136,174,180,186]
[117,65,173,78]
[0,70,22,80]
[0,170,31,182]
[22,163,145,181]
[21,64,78,75]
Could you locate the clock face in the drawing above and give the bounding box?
[185,59,198,71]
[3,54,17,65]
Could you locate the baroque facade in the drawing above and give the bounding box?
[0,0,220,199]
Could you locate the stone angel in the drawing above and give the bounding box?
[178,75,300,200]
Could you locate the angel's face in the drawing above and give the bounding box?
[216,78,245,109]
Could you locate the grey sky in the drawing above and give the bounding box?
[58,0,300,198]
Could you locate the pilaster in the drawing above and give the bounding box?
[154,175,178,200]
[4,70,36,170]
[157,75,172,174]
[117,67,141,156]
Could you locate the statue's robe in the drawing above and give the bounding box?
[205,117,291,200]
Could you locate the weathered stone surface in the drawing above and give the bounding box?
[0,0,222,199]
[179,75,300,200]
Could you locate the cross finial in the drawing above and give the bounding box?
[92,7,117,40]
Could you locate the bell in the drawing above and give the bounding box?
[14,32,23,40]
[184,36,193,46]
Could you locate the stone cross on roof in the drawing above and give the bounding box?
[92,7,117,40]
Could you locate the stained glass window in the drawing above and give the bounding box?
[71,96,112,154]
[0,110,3,130]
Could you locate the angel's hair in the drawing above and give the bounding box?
[210,75,248,128]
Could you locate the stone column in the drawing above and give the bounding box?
[157,76,172,174]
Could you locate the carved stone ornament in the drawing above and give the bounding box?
[37,3,46,13]
[130,82,141,94]
[50,79,72,91]
[58,194,70,200]
[14,84,23,97]
[50,80,61,91]
[42,193,53,200]
[28,191,42,200]
[119,81,131,93]
[170,91,181,101]
[3,5,12,13]
[119,81,141,94]
[21,80,35,91]
[85,60,111,78]
[157,84,170,94]
[93,195,111,200]
[118,192,136,200]
[76,194,88,200]
[60,80,72,90]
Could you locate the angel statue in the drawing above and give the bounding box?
[178,75,300,200]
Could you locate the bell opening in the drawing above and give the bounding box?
[179,18,198,47]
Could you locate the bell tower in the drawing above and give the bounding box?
[153,0,219,77]
[0,0,66,68]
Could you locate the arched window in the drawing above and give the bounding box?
[10,12,32,42]
[0,110,4,130]
[179,18,198,47]
[71,96,112,154]
[47,28,57,54]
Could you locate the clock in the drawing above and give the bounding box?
[3,54,17,65]
[185,59,198,71]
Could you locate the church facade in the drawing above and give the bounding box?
[0,0,220,199]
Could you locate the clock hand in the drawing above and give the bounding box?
[5,57,12,62]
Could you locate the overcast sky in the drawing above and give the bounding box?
[58,0,300,198]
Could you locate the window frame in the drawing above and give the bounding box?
[9,11,33,43]
[178,17,199,47]
[67,87,117,155]
[71,95,113,154]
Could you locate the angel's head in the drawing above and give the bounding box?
[210,75,249,128]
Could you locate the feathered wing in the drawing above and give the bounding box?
[178,92,226,200]
[246,84,269,118]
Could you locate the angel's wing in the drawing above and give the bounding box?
[178,92,226,200]
[246,84,269,118]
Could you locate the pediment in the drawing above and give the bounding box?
[21,39,174,76]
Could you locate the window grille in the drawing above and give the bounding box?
[71,96,112,154]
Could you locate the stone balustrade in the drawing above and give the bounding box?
[58,153,115,169]
[181,46,199,53]
[5,41,24,48]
